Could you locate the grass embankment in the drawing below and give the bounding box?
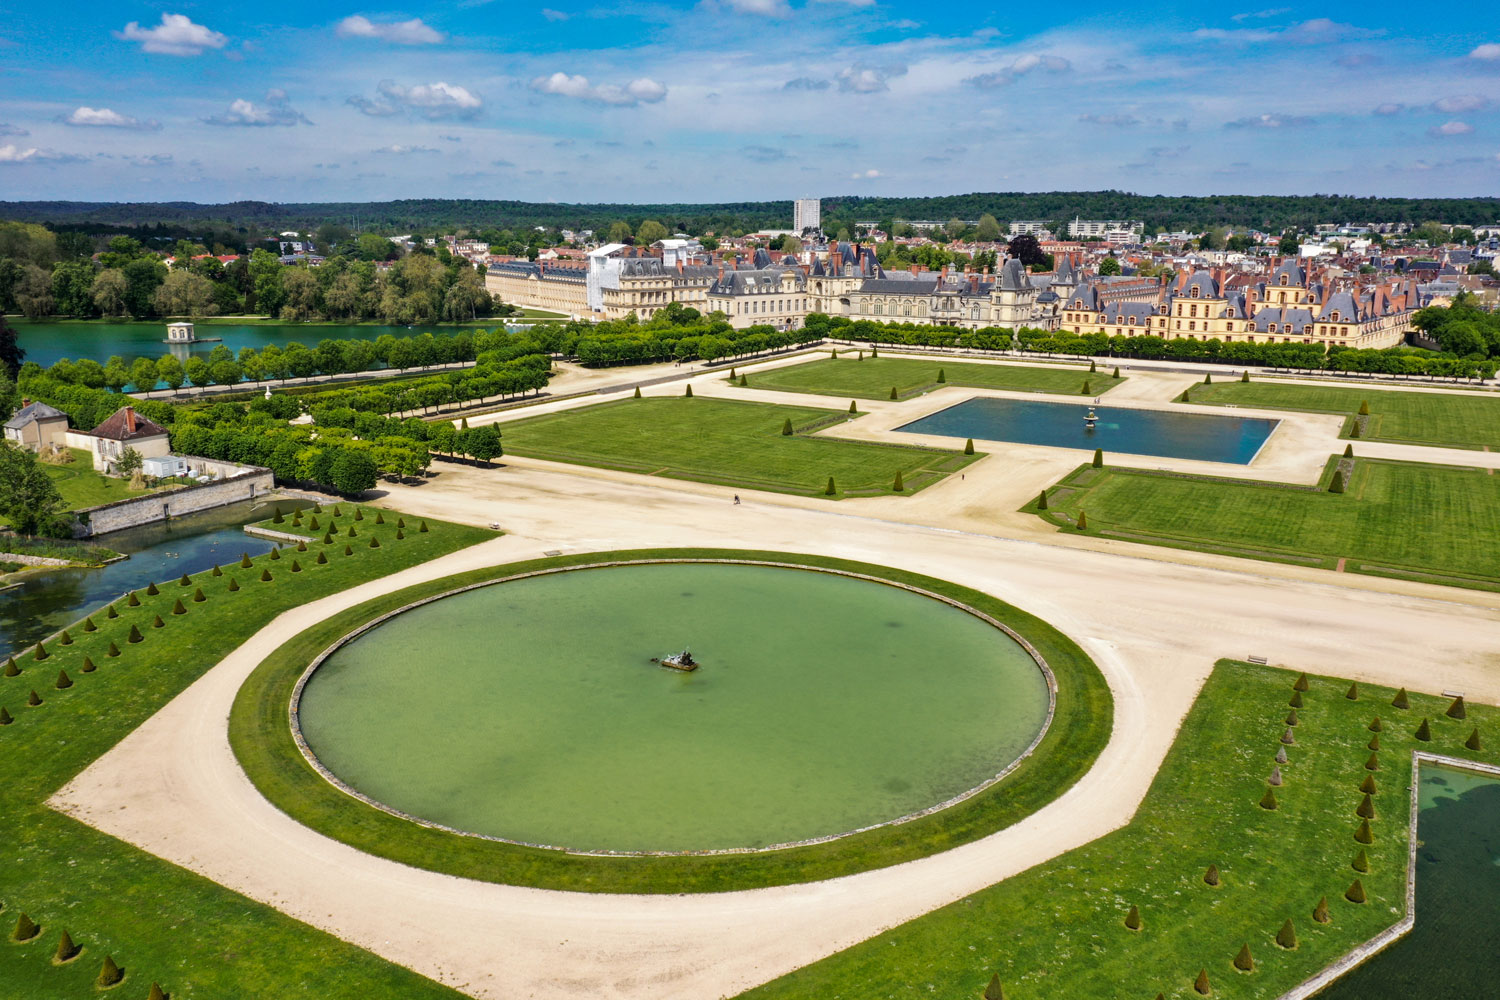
[499,396,979,497]
[1029,458,1500,591]
[229,548,1112,893]
[1187,381,1500,450]
[743,356,1124,401]
[0,506,492,1000]
[739,661,1499,1000]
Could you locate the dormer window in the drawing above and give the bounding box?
[1190,285,1200,298]
[1330,311,1340,321]
[1279,274,1289,285]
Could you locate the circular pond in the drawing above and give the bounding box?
[295,562,1052,853]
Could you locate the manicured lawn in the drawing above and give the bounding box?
[0,508,493,1000]
[741,356,1124,401]
[499,396,979,497]
[229,548,1111,893]
[1188,381,1500,450]
[40,448,166,511]
[739,661,1500,1000]
[1030,458,1500,590]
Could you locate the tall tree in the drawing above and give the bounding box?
[0,313,24,379]
[0,442,65,535]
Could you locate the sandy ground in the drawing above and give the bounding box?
[52,449,1500,1000]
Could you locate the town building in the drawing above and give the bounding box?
[87,406,172,474]
[1067,218,1145,244]
[3,400,69,451]
[793,199,821,236]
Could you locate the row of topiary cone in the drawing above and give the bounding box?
[8,908,166,994]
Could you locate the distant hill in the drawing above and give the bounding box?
[3,192,1498,235]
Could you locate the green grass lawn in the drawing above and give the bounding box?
[229,548,1111,894]
[739,661,1500,1000]
[0,507,493,1000]
[1188,381,1500,450]
[36,448,166,513]
[1029,458,1500,590]
[741,357,1125,401]
[499,396,979,497]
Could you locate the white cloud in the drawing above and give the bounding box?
[1372,102,1403,116]
[336,16,445,45]
[964,54,1069,88]
[203,90,312,127]
[1192,18,1376,45]
[351,80,484,118]
[0,144,82,164]
[0,123,29,136]
[719,0,791,13]
[1429,121,1474,137]
[373,144,440,154]
[540,8,570,20]
[1468,43,1500,60]
[1231,7,1289,20]
[850,168,880,178]
[120,153,173,167]
[836,63,906,93]
[1433,94,1490,114]
[63,107,161,131]
[1224,112,1313,128]
[115,13,226,56]
[530,73,667,106]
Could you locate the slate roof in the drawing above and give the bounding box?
[4,400,67,431]
[998,258,1031,291]
[858,277,940,295]
[88,406,169,442]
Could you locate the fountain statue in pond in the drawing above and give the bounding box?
[652,648,699,672]
[1084,406,1099,431]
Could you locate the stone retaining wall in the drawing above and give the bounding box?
[0,552,75,567]
[78,466,275,537]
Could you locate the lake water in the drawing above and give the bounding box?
[0,497,309,656]
[898,397,1279,465]
[14,321,508,369]
[1316,765,1500,1000]
[297,562,1051,853]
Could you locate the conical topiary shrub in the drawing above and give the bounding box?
[1313,896,1330,923]
[151,615,163,629]
[849,400,858,414]
[239,553,252,569]
[983,973,1005,1000]
[684,384,693,398]
[1415,718,1431,741]
[634,387,643,398]
[893,470,904,492]
[781,418,794,436]
[58,629,72,646]
[1276,746,1288,764]
[3,657,17,677]
[396,529,405,540]
[1343,681,1359,700]
[1354,819,1373,845]
[1204,864,1220,887]
[1092,448,1103,468]
[1259,786,1278,810]
[316,551,328,564]
[1345,879,1366,904]
[1194,968,1211,995]
[1276,918,1297,949]
[172,598,186,615]
[1125,904,1142,931]
[1076,510,1089,530]
[419,521,428,532]
[344,545,353,556]
[1203,372,1212,385]
[1369,716,1382,732]
[1289,690,1303,708]
[178,573,191,587]
[1082,380,1092,395]
[322,532,333,545]
[147,983,167,1000]
[1113,367,1120,378]
[354,508,364,521]
[128,625,144,644]
[369,537,380,548]
[272,510,284,524]
[309,516,319,530]
[0,707,11,726]
[1037,490,1048,510]
[96,954,123,988]
[1344,444,1354,458]
[1353,848,1369,873]
[33,642,47,661]
[145,582,158,596]
[107,642,120,658]
[1328,470,1345,494]
[81,656,95,673]
[396,517,405,529]
[1293,672,1310,692]
[107,605,119,618]
[333,505,342,516]
[127,592,140,607]
[54,928,80,963]
[739,375,748,387]
[1269,766,1283,786]
[1349,422,1360,439]
[964,438,974,455]
[1358,400,1370,416]
[375,511,385,524]
[1364,752,1379,771]
[193,587,205,603]
[291,560,302,572]
[1392,687,1409,709]
[1359,774,1377,795]
[1233,943,1254,973]
[260,569,272,583]
[1466,728,1483,752]
[1280,727,1295,745]
[1286,709,1299,727]
[296,540,307,552]
[889,386,898,400]
[227,578,239,592]
[1356,794,1376,819]
[937,368,946,383]
[12,912,40,941]
[347,526,357,537]
[1089,360,1097,373]
[211,564,222,577]
[26,690,41,706]
[1446,696,1466,720]
[55,670,72,690]
[269,547,280,561]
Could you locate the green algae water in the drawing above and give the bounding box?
[297,562,1051,853]
[1317,765,1500,1000]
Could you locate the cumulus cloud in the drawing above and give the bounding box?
[350,80,484,119]
[336,16,445,45]
[373,144,439,154]
[0,123,30,136]
[837,63,906,93]
[1224,112,1313,128]
[1468,43,1500,60]
[964,54,1069,88]
[784,77,830,91]
[63,107,161,130]
[203,90,312,127]
[850,168,880,178]
[1432,94,1490,114]
[1428,121,1474,137]
[530,72,667,106]
[115,13,226,56]
[1372,102,1403,116]
[0,144,84,164]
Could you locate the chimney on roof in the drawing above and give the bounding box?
[910,263,919,275]
[124,407,136,433]
[19,398,27,408]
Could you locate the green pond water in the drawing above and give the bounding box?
[1317,765,1500,999]
[296,563,1051,853]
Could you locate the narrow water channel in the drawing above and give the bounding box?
[1,497,308,656]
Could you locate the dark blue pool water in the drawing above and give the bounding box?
[897,397,1278,464]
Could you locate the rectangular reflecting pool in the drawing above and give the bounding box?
[897,397,1279,464]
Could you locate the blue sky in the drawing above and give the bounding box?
[0,2,1497,204]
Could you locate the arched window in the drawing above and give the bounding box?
[1190,285,1200,298]
[1268,323,1277,333]
[1279,274,1289,285]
